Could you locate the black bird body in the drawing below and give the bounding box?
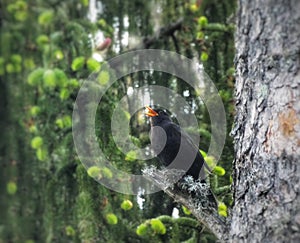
[148,108,205,181]
[146,106,218,208]
[149,112,205,180]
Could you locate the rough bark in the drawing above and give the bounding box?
[145,1,300,242]
[231,0,300,242]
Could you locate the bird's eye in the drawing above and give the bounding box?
[159,111,163,115]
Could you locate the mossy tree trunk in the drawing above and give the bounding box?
[145,1,300,242]
[231,0,300,241]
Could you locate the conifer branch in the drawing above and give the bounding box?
[129,18,183,50]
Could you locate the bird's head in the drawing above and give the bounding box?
[145,106,171,125]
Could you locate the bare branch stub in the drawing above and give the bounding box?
[143,167,231,242]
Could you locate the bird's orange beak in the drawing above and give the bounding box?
[145,106,158,117]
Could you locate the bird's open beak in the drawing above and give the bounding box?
[145,106,158,117]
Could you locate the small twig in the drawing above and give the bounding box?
[171,34,180,53]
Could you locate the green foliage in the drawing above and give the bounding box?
[87,166,113,179]
[36,147,48,161]
[182,205,191,215]
[24,58,35,70]
[54,50,64,60]
[101,167,113,178]
[189,4,199,13]
[7,0,28,21]
[213,166,226,176]
[7,181,17,195]
[59,89,70,101]
[38,10,54,26]
[27,68,45,86]
[80,0,89,7]
[218,202,228,217]
[29,125,38,134]
[29,106,41,117]
[121,200,133,210]
[200,150,207,158]
[43,69,57,88]
[196,31,205,40]
[201,52,209,61]
[62,115,72,128]
[55,118,64,129]
[10,54,22,64]
[1,0,235,242]
[55,115,72,129]
[54,69,68,87]
[150,219,166,235]
[87,58,101,72]
[204,155,215,168]
[125,150,137,161]
[97,70,110,85]
[65,225,76,236]
[198,16,208,27]
[136,223,148,236]
[6,63,17,73]
[31,136,43,149]
[136,215,202,241]
[87,166,101,178]
[36,35,49,47]
[106,213,118,225]
[71,56,86,71]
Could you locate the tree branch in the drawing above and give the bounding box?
[202,23,235,33]
[143,167,231,242]
[133,18,183,49]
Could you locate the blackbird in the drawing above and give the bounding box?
[145,106,218,208]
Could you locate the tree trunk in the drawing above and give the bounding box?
[231,0,300,242]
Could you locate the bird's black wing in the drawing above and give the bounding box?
[151,121,218,208]
[163,122,209,180]
[167,123,218,208]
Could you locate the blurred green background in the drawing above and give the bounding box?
[0,0,236,242]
